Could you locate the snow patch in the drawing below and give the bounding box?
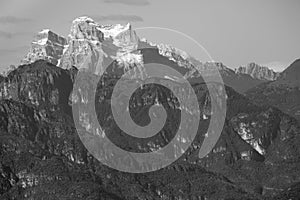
[73,16,95,23]
[32,38,48,45]
[39,29,50,34]
[99,23,131,38]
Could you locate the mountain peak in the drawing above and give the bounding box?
[235,62,280,81]
[22,29,67,66]
[69,16,104,41]
[72,16,96,24]
[32,29,65,45]
[99,23,133,39]
[70,16,134,40]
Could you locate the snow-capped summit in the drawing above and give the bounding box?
[68,16,138,47]
[39,29,50,34]
[72,16,95,23]
[22,29,67,66]
[99,23,132,38]
[19,16,242,83]
[58,16,140,74]
[69,16,104,42]
[99,22,139,52]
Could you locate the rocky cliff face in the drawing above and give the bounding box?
[60,16,140,75]
[22,29,67,66]
[59,16,105,74]
[236,63,280,81]
[0,60,73,113]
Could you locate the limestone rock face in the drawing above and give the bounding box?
[236,63,280,81]
[22,16,141,75]
[99,23,138,49]
[60,17,105,74]
[69,17,104,41]
[0,60,73,111]
[22,29,67,66]
[60,17,140,75]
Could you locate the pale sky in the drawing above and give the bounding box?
[0,0,299,72]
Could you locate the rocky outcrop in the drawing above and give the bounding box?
[59,17,105,74]
[236,63,280,81]
[0,60,73,112]
[60,16,140,75]
[22,29,67,66]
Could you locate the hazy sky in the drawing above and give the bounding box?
[0,0,299,71]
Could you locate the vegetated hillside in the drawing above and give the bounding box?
[0,60,299,199]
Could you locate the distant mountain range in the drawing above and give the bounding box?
[19,16,282,94]
[236,62,280,81]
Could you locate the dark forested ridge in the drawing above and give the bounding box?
[0,60,299,199]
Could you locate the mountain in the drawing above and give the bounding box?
[22,29,67,66]
[247,59,300,122]
[59,16,139,74]
[236,63,280,81]
[0,61,263,200]
[22,16,264,94]
[262,61,287,72]
[1,58,300,199]
[1,16,299,199]
[205,62,266,93]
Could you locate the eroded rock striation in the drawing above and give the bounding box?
[236,63,280,81]
[22,29,67,66]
